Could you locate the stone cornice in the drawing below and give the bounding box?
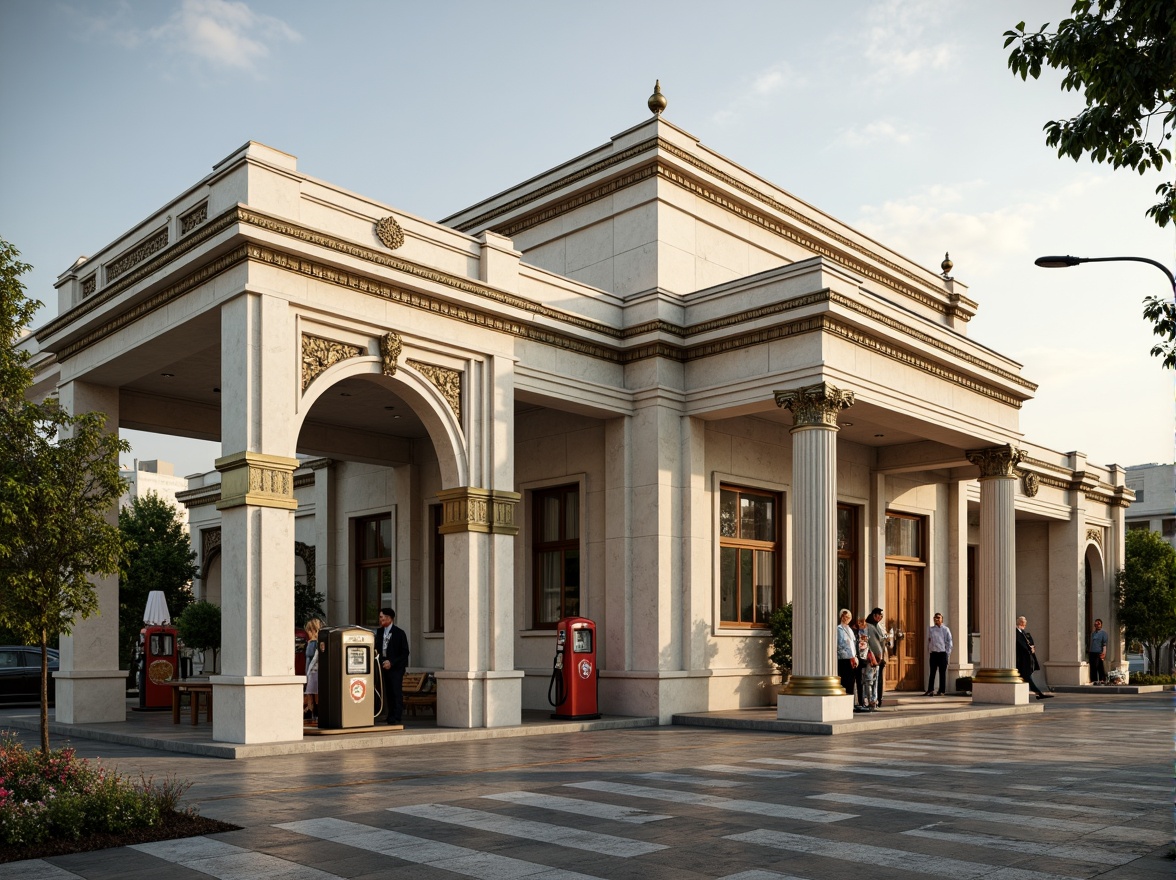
[450,135,974,322]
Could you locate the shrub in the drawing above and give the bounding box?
[0,732,190,847]
[767,603,793,677]
[176,600,221,672]
[1128,673,1176,686]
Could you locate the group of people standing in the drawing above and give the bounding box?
[302,607,411,727]
[836,607,890,713]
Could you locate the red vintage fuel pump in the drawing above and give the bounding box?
[138,625,179,709]
[548,617,600,720]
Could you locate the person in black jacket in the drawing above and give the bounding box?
[376,607,410,724]
[1016,616,1053,700]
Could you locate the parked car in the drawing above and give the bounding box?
[0,646,59,704]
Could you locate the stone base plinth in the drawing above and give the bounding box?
[1043,661,1088,686]
[211,675,305,743]
[55,671,128,724]
[437,669,524,729]
[777,693,855,722]
[972,681,1029,705]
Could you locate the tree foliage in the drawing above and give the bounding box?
[295,579,325,629]
[1006,2,1176,367]
[118,492,197,668]
[175,600,221,673]
[0,239,130,751]
[767,603,793,677]
[1005,1,1176,227]
[1116,528,1176,675]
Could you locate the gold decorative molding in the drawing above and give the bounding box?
[1086,527,1104,549]
[375,216,405,250]
[779,675,848,697]
[381,331,402,377]
[214,451,299,510]
[774,382,855,428]
[201,527,221,563]
[1021,472,1040,497]
[301,333,364,391]
[180,202,208,236]
[973,668,1023,684]
[407,358,462,422]
[965,444,1026,479]
[436,487,521,535]
[106,227,169,283]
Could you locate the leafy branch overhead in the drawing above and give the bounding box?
[1004,0,1176,228]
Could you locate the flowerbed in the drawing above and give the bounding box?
[0,731,236,861]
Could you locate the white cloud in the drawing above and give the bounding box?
[710,62,805,126]
[836,120,914,148]
[151,0,301,72]
[857,0,957,82]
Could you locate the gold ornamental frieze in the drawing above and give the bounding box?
[301,333,365,391]
[106,227,169,283]
[381,331,402,377]
[436,487,520,535]
[774,382,855,428]
[407,358,462,422]
[1085,527,1104,550]
[965,445,1026,479]
[215,451,299,511]
[180,202,208,236]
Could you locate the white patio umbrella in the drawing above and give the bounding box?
[142,591,172,626]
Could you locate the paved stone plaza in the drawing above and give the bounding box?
[2,692,1171,879]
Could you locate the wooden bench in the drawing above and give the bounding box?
[402,671,436,716]
[169,681,213,726]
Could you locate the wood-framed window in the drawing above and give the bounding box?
[532,484,580,628]
[885,511,925,563]
[837,504,858,613]
[719,485,781,626]
[355,513,392,628]
[430,504,444,632]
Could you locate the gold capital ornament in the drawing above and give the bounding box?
[774,382,855,428]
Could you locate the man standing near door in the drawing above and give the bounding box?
[1088,619,1108,685]
[924,612,952,695]
[867,607,888,707]
[377,607,410,724]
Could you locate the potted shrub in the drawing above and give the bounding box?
[768,603,793,691]
[176,601,221,676]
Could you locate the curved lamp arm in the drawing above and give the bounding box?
[1035,255,1176,293]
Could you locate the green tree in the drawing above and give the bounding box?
[0,239,130,752]
[1116,528,1176,675]
[1005,1,1176,366]
[767,603,793,679]
[295,579,325,629]
[175,600,221,674]
[118,493,197,668]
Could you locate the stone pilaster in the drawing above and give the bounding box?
[774,383,855,721]
[966,444,1029,705]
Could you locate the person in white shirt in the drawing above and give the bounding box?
[924,612,952,695]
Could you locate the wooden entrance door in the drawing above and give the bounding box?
[885,565,924,692]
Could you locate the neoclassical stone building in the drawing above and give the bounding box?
[25,90,1131,743]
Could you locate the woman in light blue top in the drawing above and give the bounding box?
[836,609,856,697]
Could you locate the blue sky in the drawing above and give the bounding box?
[1,0,1171,474]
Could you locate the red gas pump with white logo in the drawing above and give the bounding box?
[548,617,600,720]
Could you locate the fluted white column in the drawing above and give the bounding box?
[774,383,854,720]
[967,445,1028,705]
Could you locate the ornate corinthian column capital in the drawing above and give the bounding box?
[773,382,855,428]
[965,444,1026,479]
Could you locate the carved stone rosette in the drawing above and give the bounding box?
[375,216,405,250]
[773,382,855,428]
[408,358,462,422]
[1021,472,1040,497]
[214,452,299,510]
[965,444,1026,479]
[381,332,402,377]
[1085,527,1104,550]
[302,333,364,391]
[436,487,520,535]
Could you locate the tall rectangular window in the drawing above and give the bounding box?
[837,504,858,613]
[430,505,444,632]
[532,485,580,627]
[719,485,781,626]
[356,513,392,628]
[885,512,924,560]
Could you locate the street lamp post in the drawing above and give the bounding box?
[1034,254,1176,293]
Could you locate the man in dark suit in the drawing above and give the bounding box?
[1016,616,1053,700]
[376,607,410,724]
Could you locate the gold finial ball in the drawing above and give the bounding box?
[941,252,953,277]
[648,79,667,117]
